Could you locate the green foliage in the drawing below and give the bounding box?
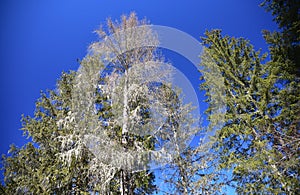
[200,30,300,194]
[2,72,93,194]
[1,71,156,194]
[261,0,300,42]
[261,0,300,77]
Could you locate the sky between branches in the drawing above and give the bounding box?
[0,0,278,168]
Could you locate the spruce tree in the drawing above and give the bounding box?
[261,0,300,77]
[1,69,157,194]
[200,29,299,194]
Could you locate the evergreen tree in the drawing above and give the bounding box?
[1,70,156,194]
[2,72,95,194]
[261,0,300,77]
[200,29,299,194]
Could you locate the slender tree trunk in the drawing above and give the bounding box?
[120,170,125,195]
[120,70,129,195]
[122,70,129,145]
[174,128,189,195]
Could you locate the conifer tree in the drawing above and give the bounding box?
[2,72,96,194]
[1,70,157,194]
[200,29,299,194]
[261,0,300,77]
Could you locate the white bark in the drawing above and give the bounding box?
[122,70,129,145]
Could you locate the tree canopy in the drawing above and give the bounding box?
[200,1,299,193]
[1,2,300,194]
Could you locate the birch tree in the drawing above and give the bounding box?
[57,13,201,194]
[2,13,213,194]
[2,14,163,195]
[52,13,166,194]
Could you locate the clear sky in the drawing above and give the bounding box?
[0,0,278,190]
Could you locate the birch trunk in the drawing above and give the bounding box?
[122,70,129,145]
[120,70,129,195]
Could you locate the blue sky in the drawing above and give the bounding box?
[0,0,277,191]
